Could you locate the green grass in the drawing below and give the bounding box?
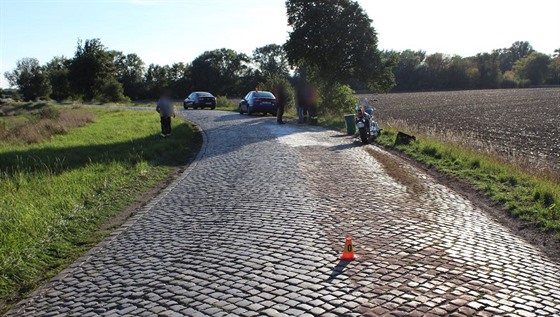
[374,128,560,237]
[0,106,200,311]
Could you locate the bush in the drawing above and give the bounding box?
[216,96,235,109]
[97,78,130,103]
[318,83,356,115]
[38,106,61,120]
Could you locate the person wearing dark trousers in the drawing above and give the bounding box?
[156,90,175,137]
[275,83,287,124]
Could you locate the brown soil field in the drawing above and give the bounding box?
[360,88,560,170]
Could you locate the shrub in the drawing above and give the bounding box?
[97,78,130,103]
[216,96,235,109]
[318,82,356,115]
[38,106,61,120]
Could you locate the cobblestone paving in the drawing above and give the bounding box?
[6,111,560,316]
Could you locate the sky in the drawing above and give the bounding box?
[1,0,559,88]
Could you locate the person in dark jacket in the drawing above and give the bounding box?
[156,90,175,137]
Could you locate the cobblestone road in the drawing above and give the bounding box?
[7,110,560,316]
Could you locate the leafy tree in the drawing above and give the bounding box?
[45,56,71,101]
[144,64,171,98]
[391,50,426,91]
[285,0,394,113]
[444,56,477,90]
[167,62,191,99]
[514,52,551,85]
[423,53,451,90]
[114,52,145,100]
[495,41,534,73]
[476,53,501,88]
[509,41,534,62]
[252,44,290,79]
[190,48,251,96]
[69,39,122,101]
[4,57,51,101]
[285,0,393,89]
[547,54,560,85]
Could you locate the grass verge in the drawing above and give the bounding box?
[0,106,200,313]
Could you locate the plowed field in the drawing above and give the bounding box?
[363,88,560,169]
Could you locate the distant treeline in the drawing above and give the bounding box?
[3,39,559,102]
[384,41,560,92]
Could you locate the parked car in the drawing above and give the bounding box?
[238,91,277,116]
[184,92,217,109]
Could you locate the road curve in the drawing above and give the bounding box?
[6,110,560,316]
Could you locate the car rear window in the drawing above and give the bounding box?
[254,92,275,98]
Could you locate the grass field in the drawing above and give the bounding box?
[0,103,199,312]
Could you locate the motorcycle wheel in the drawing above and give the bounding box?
[359,128,368,144]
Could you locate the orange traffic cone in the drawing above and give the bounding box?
[339,237,356,260]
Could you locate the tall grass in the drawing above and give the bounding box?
[0,106,199,311]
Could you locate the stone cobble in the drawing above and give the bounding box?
[6,110,560,316]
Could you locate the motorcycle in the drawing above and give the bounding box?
[355,98,381,145]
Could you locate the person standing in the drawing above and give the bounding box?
[156,90,175,137]
[275,83,287,124]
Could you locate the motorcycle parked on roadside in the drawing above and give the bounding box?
[355,98,381,145]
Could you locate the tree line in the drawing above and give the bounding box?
[387,42,560,92]
[3,0,559,114]
[3,39,291,103]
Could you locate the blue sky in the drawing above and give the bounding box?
[1,0,559,88]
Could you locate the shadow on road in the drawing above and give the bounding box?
[327,260,351,282]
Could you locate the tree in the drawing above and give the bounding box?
[168,62,191,99]
[514,52,551,86]
[190,48,251,96]
[144,64,171,98]
[114,52,145,100]
[285,0,394,113]
[4,57,51,101]
[252,44,290,79]
[495,41,534,73]
[45,56,71,101]
[546,53,560,85]
[443,56,476,90]
[391,50,426,91]
[68,39,122,101]
[476,53,501,88]
[423,53,450,90]
[285,0,393,88]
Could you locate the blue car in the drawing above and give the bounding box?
[238,91,277,116]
